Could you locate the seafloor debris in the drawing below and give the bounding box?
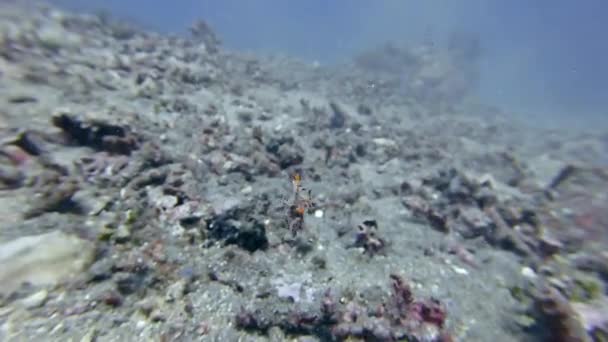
[206,199,269,252]
[402,168,540,259]
[236,274,451,341]
[348,219,386,256]
[52,113,139,155]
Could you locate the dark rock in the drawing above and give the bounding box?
[446,173,477,204]
[265,135,294,155]
[485,206,535,257]
[109,22,137,40]
[356,104,372,115]
[293,236,314,255]
[8,95,37,104]
[354,143,366,157]
[475,187,497,208]
[426,208,450,233]
[547,164,578,191]
[101,289,124,307]
[350,219,386,256]
[533,285,590,342]
[329,102,347,129]
[189,19,220,53]
[572,254,608,280]
[88,258,115,282]
[538,231,563,258]
[310,255,327,270]
[272,142,304,170]
[13,131,49,156]
[458,207,494,239]
[52,114,138,155]
[113,272,143,295]
[128,168,168,190]
[206,205,268,252]
[24,173,80,218]
[0,164,23,189]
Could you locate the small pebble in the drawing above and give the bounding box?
[314,209,323,218]
[114,224,131,243]
[102,290,123,307]
[136,320,147,329]
[150,309,166,322]
[521,266,537,279]
[156,195,178,210]
[452,266,469,275]
[80,328,97,342]
[21,289,48,309]
[50,322,65,335]
[165,280,187,302]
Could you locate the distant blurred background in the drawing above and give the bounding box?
[50,0,608,130]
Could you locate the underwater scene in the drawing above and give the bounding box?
[0,1,607,341]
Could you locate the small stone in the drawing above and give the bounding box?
[135,320,148,329]
[452,266,469,275]
[135,298,157,317]
[97,226,114,241]
[314,209,324,218]
[0,164,23,188]
[20,289,48,308]
[155,195,178,210]
[114,272,139,295]
[165,280,187,302]
[101,290,123,307]
[521,266,537,280]
[459,207,493,238]
[114,224,131,243]
[373,138,397,147]
[538,229,563,256]
[477,173,497,188]
[125,209,138,224]
[170,201,209,224]
[149,309,166,322]
[80,328,98,342]
[514,314,536,328]
[85,196,111,216]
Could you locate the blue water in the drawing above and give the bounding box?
[51,0,608,130]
